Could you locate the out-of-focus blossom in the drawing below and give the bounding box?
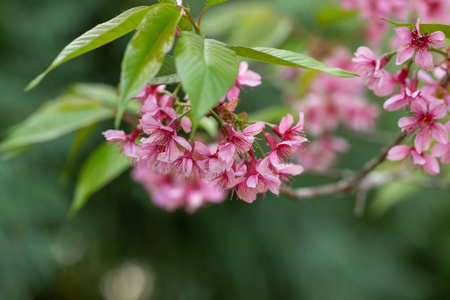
[132,166,225,213]
[352,46,395,96]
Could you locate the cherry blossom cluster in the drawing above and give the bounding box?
[353,18,450,175]
[103,62,307,212]
[340,0,450,45]
[281,49,379,172]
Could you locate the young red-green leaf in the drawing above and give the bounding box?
[206,0,229,6]
[25,6,153,91]
[175,32,239,129]
[116,4,182,128]
[70,144,131,215]
[0,96,113,158]
[381,18,450,38]
[230,46,358,77]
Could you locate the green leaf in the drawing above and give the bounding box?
[60,125,96,184]
[178,16,193,32]
[67,83,141,113]
[70,144,131,215]
[230,46,358,77]
[116,4,183,127]
[0,96,113,157]
[206,0,228,6]
[175,32,239,128]
[381,18,450,38]
[148,55,180,85]
[159,0,177,4]
[25,6,153,91]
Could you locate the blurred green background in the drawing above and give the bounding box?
[2,0,450,299]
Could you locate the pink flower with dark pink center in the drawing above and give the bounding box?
[103,129,140,158]
[222,61,261,102]
[217,122,265,164]
[395,18,446,71]
[387,145,440,175]
[398,101,448,153]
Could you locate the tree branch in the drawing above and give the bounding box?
[281,133,406,199]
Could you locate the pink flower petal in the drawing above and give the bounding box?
[243,122,265,136]
[395,26,414,42]
[387,145,411,161]
[396,44,415,65]
[415,130,433,153]
[415,49,434,71]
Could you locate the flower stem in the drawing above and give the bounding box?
[209,109,226,126]
[198,4,209,27]
[184,9,201,35]
[430,48,448,57]
[254,140,266,158]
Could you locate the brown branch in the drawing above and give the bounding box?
[281,133,406,199]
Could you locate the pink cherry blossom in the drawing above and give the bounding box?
[352,46,395,96]
[398,101,448,153]
[132,166,224,213]
[415,0,450,23]
[209,162,247,192]
[387,145,440,175]
[139,114,191,163]
[222,61,261,102]
[340,96,379,131]
[103,129,140,158]
[136,85,166,103]
[395,18,446,71]
[141,93,177,121]
[383,78,442,111]
[217,122,265,164]
[296,136,348,171]
[273,112,307,143]
[236,159,281,203]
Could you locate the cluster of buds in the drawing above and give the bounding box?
[353,18,450,175]
[103,62,307,212]
[282,48,379,172]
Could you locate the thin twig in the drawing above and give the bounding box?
[281,133,406,199]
